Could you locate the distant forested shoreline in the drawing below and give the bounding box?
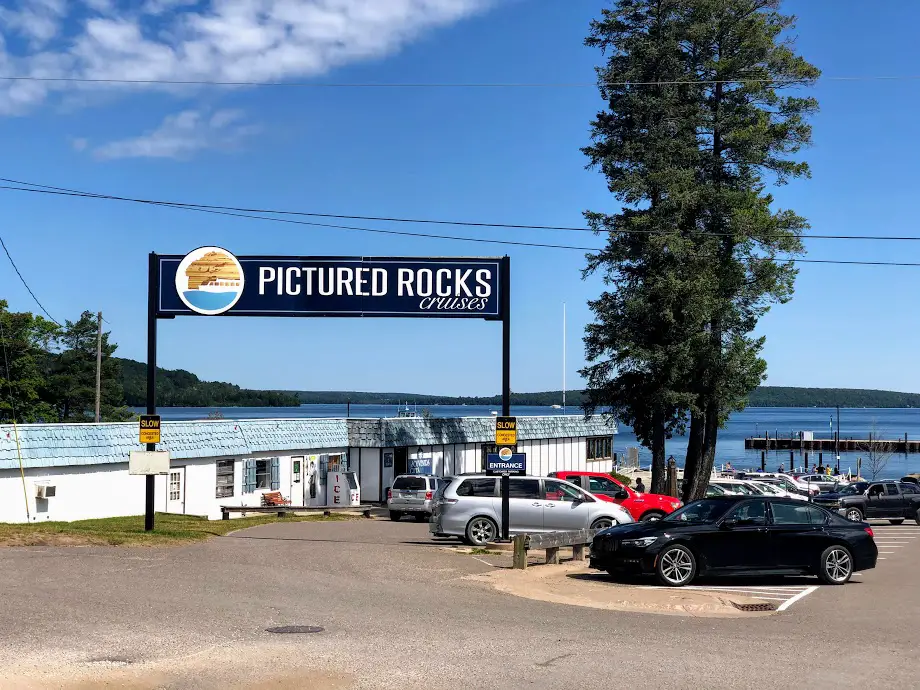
[113,357,920,409]
[285,386,920,409]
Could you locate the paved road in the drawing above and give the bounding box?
[0,518,915,689]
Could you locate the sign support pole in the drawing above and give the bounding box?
[500,255,511,541]
[145,252,159,532]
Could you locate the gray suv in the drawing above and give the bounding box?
[388,475,447,522]
[430,474,634,546]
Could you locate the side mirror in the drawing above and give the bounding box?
[615,489,629,500]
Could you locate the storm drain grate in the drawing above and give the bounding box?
[266,625,325,634]
[731,601,777,612]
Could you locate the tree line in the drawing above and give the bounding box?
[290,388,920,409]
[579,0,820,501]
[0,302,131,423]
[119,359,300,408]
[0,302,301,423]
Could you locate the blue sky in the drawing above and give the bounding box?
[1,0,919,396]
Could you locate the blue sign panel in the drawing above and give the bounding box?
[486,453,527,476]
[408,456,433,475]
[157,248,503,319]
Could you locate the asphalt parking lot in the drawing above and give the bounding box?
[1,516,918,689]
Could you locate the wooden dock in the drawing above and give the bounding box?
[745,436,918,453]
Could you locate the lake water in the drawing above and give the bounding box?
[140,404,920,478]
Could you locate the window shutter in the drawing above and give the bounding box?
[243,459,256,494]
[270,458,280,490]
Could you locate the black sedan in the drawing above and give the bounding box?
[590,496,877,587]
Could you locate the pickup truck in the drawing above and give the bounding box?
[548,471,682,522]
[837,481,920,525]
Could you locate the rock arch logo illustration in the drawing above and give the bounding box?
[498,447,513,461]
[175,247,245,315]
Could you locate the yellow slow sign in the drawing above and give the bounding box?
[139,415,161,444]
[495,416,517,446]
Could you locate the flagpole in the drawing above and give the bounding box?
[562,302,566,414]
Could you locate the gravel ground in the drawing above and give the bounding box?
[0,518,915,688]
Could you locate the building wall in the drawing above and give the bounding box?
[0,435,615,524]
[0,464,147,524]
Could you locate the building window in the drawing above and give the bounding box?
[587,437,613,461]
[243,458,281,493]
[255,460,271,489]
[169,472,181,501]
[216,460,235,498]
[292,457,302,484]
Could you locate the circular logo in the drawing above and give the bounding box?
[175,246,245,315]
[498,447,513,460]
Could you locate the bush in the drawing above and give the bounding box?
[610,471,632,487]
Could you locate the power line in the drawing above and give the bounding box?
[2,179,920,266]
[3,176,920,243]
[1,74,919,88]
[0,235,61,325]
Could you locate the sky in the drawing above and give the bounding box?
[1,0,920,397]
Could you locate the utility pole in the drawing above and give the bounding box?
[94,311,103,423]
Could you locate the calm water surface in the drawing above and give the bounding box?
[140,404,920,477]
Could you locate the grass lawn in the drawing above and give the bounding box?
[0,512,357,547]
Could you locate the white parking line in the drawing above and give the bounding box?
[777,586,819,612]
[643,584,814,608]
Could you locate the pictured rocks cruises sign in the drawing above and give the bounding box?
[157,248,503,319]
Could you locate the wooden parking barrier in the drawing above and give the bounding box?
[512,535,528,569]
[221,505,376,520]
[513,529,598,569]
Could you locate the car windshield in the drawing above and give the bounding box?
[393,476,427,490]
[838,483,864,496]
[662,499,734,524]
[753,483,781,495]
[721,483,756,495]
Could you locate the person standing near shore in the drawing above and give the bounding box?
[634,477,646,494]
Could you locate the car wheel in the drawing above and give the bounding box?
[389,511,403,521]
[640,511,665,522]
[591,517,614,531]
[414,513,429,523]
[464,517,498,546]
[844,507,863,522]
[916,508,920,527]
[818,545,853,585]
[655,544,697,587]
[889,519,904,525]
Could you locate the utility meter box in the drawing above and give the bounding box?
[327,471,360,507]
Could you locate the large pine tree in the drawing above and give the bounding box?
[582,0,819,499]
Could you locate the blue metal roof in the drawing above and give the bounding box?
[0,416,614,470]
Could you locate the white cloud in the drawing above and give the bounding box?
[0,0,66,47]
[0,0,495,116]
[90,107,258,160]
[71,136,88,151]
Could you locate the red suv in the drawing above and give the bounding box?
[549,471,682,522]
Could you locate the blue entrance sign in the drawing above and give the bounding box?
[486,453,526,476]
[157,248,503,319]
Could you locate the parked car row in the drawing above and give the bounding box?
[384,471,684,545]
[428,474,636,546]
[391,470,888,590]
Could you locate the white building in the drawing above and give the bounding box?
[0,416,617,524]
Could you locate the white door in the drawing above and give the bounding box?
[291,457,304,505]
[167,467,186,514]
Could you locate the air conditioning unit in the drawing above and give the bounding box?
[35,484,56,499]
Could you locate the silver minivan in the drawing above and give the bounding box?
[430,474,634,546]
[388,475,447,521]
